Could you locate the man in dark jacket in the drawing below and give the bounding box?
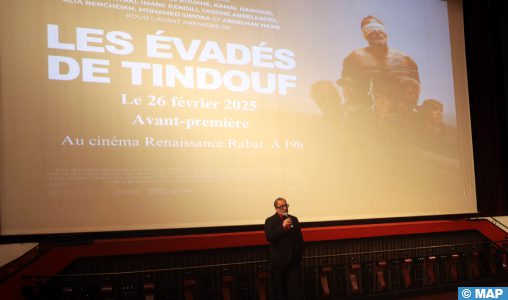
[264,197,304,300]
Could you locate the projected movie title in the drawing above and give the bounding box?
[47,24,297,95]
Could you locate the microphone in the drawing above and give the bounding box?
[283,212,294,229]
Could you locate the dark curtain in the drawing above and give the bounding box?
[463,0,508,216]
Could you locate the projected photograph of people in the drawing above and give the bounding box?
[309,13,458,160]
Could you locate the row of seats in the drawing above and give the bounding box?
[22,245,508,299]
[22,231,508,299]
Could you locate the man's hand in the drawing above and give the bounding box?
[283,217,293,230]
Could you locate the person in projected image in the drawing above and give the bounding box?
[338,15,420,114]
[336,76,367,117]
[264,197,303,300]
[414,98,459,158]
[343,76,399,138]
[343,75,424,148]
[340,75,424,181]
[310,80,344,127]
[418,99,445,132]
[396,77,421,114]
[391,77,422,138]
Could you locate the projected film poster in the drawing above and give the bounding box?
[0,0,475,233]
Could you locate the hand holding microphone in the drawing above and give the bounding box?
[283,212,294,229]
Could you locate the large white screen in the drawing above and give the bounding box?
[0,0,476,235]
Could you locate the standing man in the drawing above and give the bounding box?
[264,197,304,300]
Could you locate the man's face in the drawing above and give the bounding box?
[275,200,288,216]
[396,86,419,112]
[429,105,443,124]
[366,30,387,47]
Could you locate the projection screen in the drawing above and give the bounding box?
[0,0,475,235]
